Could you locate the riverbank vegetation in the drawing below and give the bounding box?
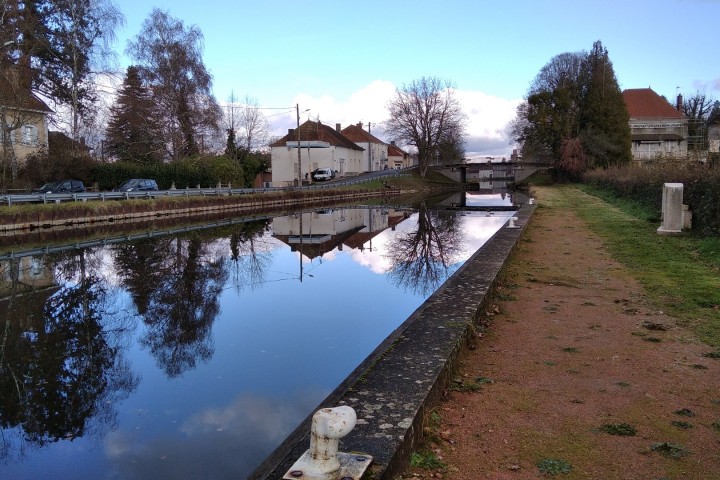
[543,184,720,347]
[583,161,720,236]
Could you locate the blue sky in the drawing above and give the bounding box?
[112,0,720,157]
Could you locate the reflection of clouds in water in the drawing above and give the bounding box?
[348,214,511,272]
[104,392,320,479]
[462,215,513,244]
[348,229,394,274]
[465,193,514,207]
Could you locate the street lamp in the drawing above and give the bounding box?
[296,104,310,185]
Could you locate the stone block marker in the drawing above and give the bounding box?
[657,182,684,234]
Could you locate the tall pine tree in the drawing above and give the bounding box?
[578,40,631,168]
[105,66,163,163]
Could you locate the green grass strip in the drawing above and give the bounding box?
[538,184,720,347]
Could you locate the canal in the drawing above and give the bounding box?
[0,193,515,479]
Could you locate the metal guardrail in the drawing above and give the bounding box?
[0,171,411,206]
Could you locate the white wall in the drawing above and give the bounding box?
[271,145,364,186]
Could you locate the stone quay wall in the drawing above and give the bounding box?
[253,197,536,479]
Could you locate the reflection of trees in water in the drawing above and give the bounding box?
[385,203,464,296]
[229,220,272,293]
[114,235,228,378]
[0,251,139,462]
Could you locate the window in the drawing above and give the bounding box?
[22,125,38,145]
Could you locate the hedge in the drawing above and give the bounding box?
[583,162,720,236]
[91,156,246,191]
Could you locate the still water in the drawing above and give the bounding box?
[0,194,514,479]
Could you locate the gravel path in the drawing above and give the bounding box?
[399,186,720,480]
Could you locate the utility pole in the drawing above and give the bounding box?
[368,122,373,171]
[296,104,301,185]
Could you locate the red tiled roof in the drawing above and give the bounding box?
[270,120,364,151]
[388,143,407,157]
[340,123,385,144]
[622,88,682,119]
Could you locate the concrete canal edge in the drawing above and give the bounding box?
[251,197,537,480]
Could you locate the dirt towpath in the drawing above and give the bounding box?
[400,186,720,479]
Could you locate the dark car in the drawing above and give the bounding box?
[33,179,85,194]
[113,179,159,192]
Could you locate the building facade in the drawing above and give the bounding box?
[622,88,687,160]
[340,123,388,172]
[269,121,364,187]
[1,69,52,172]
[387,141,411,169]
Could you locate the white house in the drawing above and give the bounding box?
[622,88,687,160]
[340,122,388,172]
[269,120,364,187]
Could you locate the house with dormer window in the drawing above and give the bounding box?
[622,88,687,160]
[0,68,52,173]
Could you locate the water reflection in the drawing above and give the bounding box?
[0,198,514,478]
[385,202,464,295]
[115,236,228,377]
[0,253,138,462]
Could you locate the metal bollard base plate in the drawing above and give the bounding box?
[283,451,373,479]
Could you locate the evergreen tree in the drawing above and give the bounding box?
[127,9,221,160]
[510,41,632,173]
[2,0,123,141]
[578,40,631,168]
[105,66,163,163]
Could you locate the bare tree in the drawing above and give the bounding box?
[236,95,269,152]
[223,93,269,156]
[385,76,466,177]
[683,91,717,152]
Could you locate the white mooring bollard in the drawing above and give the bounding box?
[283,406,372,479]
[657,183,684,234]
[506,216,519,229]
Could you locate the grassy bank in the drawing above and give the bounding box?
[535,183,720,347]
[0,171,461,231]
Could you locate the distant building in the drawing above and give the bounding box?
[341,123,388,172]
[48,131,91,158]
[387,141,412,169]
[709,124,720,154]
[269,120,364,187]
[622,88,687,160]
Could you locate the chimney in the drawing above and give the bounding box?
[357,122,363,128]
[676,94,683,112]
[335,123,341,132]
[288,128,295,138]
[391,140,396,146]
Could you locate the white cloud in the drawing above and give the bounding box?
[268,81,522,157]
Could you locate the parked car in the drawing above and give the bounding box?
[113,179,159,192]
[33,180,85,194]
[312,168,335,181]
